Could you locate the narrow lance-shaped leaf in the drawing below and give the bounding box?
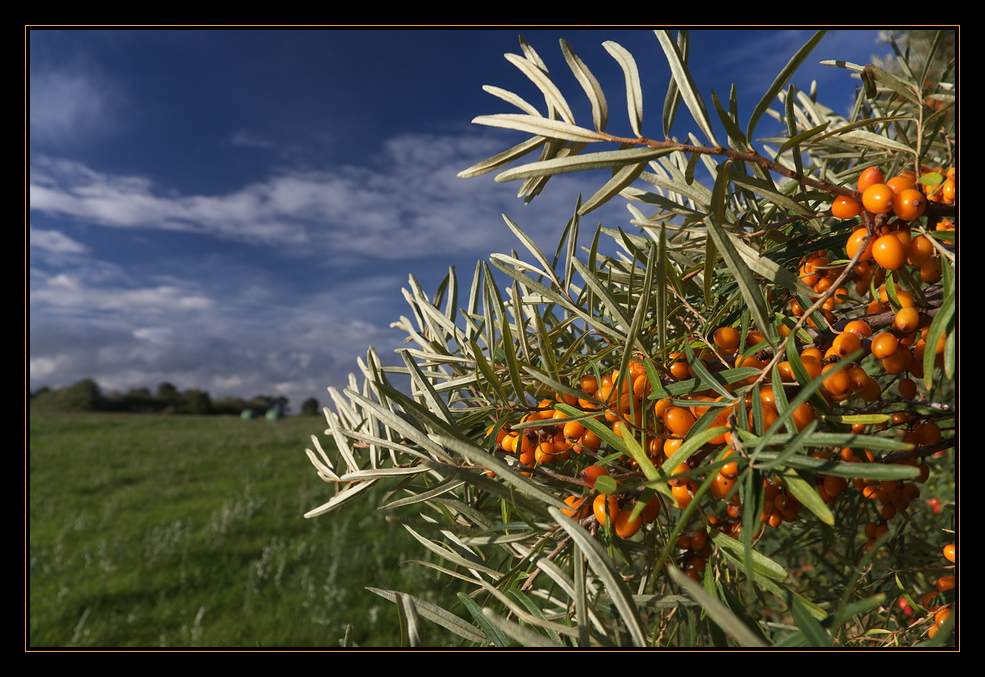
[501,214,560,286]
[481,84,543,116]
[654,30,719,147]
[661,30,687,138]
[496,145,675,184]
[368,588,488,645]
[457,135,547,179]
[602,40,644,138]
[472,113,607,143]
[712,88,750,151]
[504,52,576,125]
[783,85,807,180]
[561,38,608,132]
[579,159,648,216]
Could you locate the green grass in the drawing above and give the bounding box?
[28,412,464,648]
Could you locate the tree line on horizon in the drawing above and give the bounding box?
[29,377,321,417]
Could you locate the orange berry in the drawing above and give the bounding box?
[719,449,739,479]
[893,188,927,221]
[746,330,767,347]
[580,373,600,394]
[843,320,873,338]
[872,233,907,270]
[593,493,619,526]
[862,183,895,214]
[790,402,816,431]
[577,429,602,453]
[881,348,912,376]
[800,354,823,381]
[893,307,920,334]
[801,346,824,361]
[668,353,691,381]
[664,406,696,437]
[920,257,943,284]
[710,472,737,500]
[831,195,862,219]
[822,474,848,497]
[943,543,955,563]
[898,377,917,400]
[515,433,534,456]
[671,482,694,509]
[562,419,586,440]
[907,234,935,266]
[638,495,662,523]
[832,331,863,358]
[822,364,852,397]
[914,421,941,445]
[870,332,899,359]
[713,326,741,352]
[614,508,643,538]
[857,166,886,193]
[886,174,918,194]
[580,464,609,489]
[846,227,874,262]
[942,178,955,204]
[669,462,692,487]
[561,495,589,518]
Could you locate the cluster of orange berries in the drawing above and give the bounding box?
[832,165,951,294]
[921,542,955,639]
[832,165,955,222]
[782,167,952,410]
[558,463,662,539]
[487,229,948,547]
[489,390,610,476]
[487,360,666,540]
[674,527,713,581]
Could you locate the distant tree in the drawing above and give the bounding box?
[183,389,213,415]
[32,378,104,412]
[30,386,52,399]
[247,394,290,416]
[102,390,126,412]
[212,395,248,416]
[156,382,183,413]
[301,397,320,416]
[124,387,155,413]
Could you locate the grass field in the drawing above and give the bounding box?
[28,412,465,648]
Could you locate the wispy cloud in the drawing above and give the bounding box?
[29,59,126,148]
[29,128,629,405]
[30,131,612,262]
[29,226,89,255]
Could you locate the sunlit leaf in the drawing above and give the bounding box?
[472,114,606,143]
[602,40,644,138]
[654,30,719,147]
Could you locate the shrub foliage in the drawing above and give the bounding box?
[303,30,955,648]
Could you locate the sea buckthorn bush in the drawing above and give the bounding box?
[304,30,955,648]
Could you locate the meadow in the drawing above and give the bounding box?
[28,411,464,648]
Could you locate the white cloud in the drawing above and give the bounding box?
[31,271,213,316]
[29,60,125,148]
[30,227,89,255]
[29,129,625,266]
[28,129,633,406]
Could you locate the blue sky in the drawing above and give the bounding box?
[28,28,889,411]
